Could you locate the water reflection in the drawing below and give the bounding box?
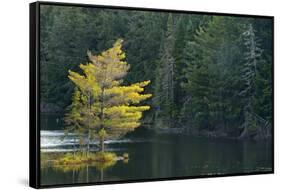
[40,114,272,186]
[41,155,125,184]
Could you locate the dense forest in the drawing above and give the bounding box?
[40,5,273,139]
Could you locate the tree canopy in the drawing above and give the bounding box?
[65,39,152,153]
[41,5,273,139]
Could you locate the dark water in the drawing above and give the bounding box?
[40,114,273,186]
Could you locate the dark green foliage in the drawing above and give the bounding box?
[40,5,272,138]
[180,16,272,137]
[153,14,176,128]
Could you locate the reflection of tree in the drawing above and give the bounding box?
[95,159,117,182]
[52,159,118,182]
[41,151,130,182]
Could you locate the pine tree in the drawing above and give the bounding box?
[65,39,152,153]
[181,18,219,130]
[181,16,241,132]
[154,14,176,128]
[173,15,193,120]
[239,24,262,138]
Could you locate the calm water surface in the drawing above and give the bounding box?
[40,114,272,186]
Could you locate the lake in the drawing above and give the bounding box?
[40,114,273,186]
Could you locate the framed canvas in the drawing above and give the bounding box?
[29,1,274,188]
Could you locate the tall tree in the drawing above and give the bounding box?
[239,24,262,138]
[153,14,176,128]
[66,39,152,153]
[181,16,245,133]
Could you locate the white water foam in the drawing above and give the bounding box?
[40,130,148,152]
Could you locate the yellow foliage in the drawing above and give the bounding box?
[98,128,107,138]
[66,39,152,145]
[104,81,152,105]
[49,152,118,172]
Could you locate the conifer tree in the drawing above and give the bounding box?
[65,39,152,153]
[181,17,236,131]
[239,24,262,138]
[154,14,176,128]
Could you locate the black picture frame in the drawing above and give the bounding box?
[30,1,274,188]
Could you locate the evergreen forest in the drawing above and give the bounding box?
[40,5,273,140]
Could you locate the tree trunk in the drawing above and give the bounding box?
[87,127,91,156]
[86,165,89,183]
[87,93,91,157]
[100,168,104,182]
[100,136,104,152]
[100,87,105,153]
[72,144,75,158]
[239,111,250,139]
[239,124,248,139]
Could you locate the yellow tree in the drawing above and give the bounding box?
[66,39,152,153]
